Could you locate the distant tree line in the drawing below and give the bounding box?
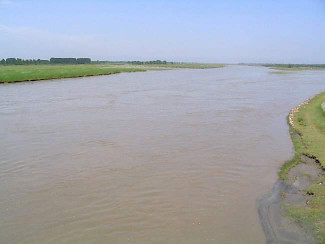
[0,58,182,66]
[91,60,175,65]
[0,58,50,65]
[50,58,91,64]
[0,57,91,65]
[263,63,325,68]
[127,60,171,65]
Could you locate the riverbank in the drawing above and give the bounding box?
[0,63,225,83]
[258,92,325,244]
[262,64,325,71]
[271,67,325,71]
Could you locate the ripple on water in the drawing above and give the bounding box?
[1,66,325,243]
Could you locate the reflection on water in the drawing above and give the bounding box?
[0,66,325,243]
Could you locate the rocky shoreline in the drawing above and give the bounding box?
[258,98,325,244]
[288,99,312,127]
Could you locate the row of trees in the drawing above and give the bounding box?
[0,58,179,66]
[263,63,325,68]
[50,58,91,64]
[127,60,170,65]
[0,58,91,65]
[1,58,50,65]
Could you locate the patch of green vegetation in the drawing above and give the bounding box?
[301,173,312,178]
[0,63,225,83]
[263,64,325,71]
[286,179,325,243]
[279,123,304,180]
[293,94,325,166]
[272,67,325,71]
[280,92,325,180]
[308,182,325,209]
[283,92,325,243]
[286,204,325,243]
[0,64,146,83]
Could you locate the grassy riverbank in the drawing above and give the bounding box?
[264,64,325,71]
[273,67,325,71]
[0,64,145,83]
[0,63,225,83]
[281,92,325,243]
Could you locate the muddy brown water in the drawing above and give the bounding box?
[1,66,325,244]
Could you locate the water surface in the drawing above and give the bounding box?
[1,66,325,243]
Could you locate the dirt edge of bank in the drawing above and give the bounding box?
[258,96,325,244]
[257,154,323,244]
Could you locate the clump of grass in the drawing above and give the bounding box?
[301,173,312,178]
[279,122,304,180]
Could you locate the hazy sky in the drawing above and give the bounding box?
[1,0,325,63]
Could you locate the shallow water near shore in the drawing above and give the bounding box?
[1,65,325,243]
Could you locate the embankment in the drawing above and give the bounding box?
[258,92,325,244]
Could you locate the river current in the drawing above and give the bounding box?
[1,65,325,243]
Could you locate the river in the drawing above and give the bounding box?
[1,65,325,243]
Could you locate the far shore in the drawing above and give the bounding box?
[271,67,325,71]
[0,63,225,84]
[265,64,325,71]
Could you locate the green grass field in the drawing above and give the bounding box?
[0,64,146,83]
[0,63,225,83]
[282,92,325,243]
